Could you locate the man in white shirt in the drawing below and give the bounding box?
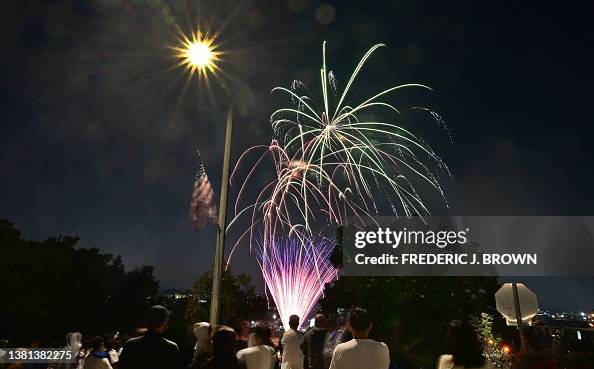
[281,315,304,369]
[237,325,276,369]
[329,308,390,369]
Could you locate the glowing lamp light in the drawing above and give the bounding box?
[502,346,511,354]
[189,42,212,66]
[173,31,220,77]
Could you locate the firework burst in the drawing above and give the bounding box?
[270,42,451,219]
[228,42,451,257]
[257,236,338,330]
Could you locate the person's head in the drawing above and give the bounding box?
[347,308,372,338]
[145,305,170,333]
[314,314,326,328]
[66,332,82,350]
[443,320,484,368]
[289,315,300,330]
[193,322,211,347]
[211,326,237,360]
[90,336,105,352]
[248,325,269,346]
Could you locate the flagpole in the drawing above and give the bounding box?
[210,101,234,327]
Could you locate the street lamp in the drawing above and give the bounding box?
[175,30,233,327]
[174,31,220,77]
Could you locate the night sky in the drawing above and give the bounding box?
[2,0,594,310]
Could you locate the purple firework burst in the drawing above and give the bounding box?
[257,237,338,330]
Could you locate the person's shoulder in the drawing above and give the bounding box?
[281,331,291,341]
[438,354,454,361]
[123,335,143,346]
[375,341,390,356]
[162,337,179,349]
[360,338,388,348]
[236,346,258,361]
[436,354,455,369]
[236,346,254,357]
[334,339,355,351]
[375,340,388,349]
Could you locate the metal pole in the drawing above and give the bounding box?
[210,102,234,327]
[512,282,527,354]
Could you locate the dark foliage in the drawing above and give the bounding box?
[184,268,268,327]
[0,219,159,344]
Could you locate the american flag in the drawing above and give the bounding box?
[189,151,217,230]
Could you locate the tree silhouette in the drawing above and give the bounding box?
[0,219,159,344]
[185,268,268,327]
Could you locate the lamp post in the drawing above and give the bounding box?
[210,102,233,327]
[175,32,232,327]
